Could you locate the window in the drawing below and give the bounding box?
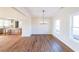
[0,20,4,28]
[0,19,11,28]
[4,20,11,27]
[55,20,60,32]
[72,15,79,40]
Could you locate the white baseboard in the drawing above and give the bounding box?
[52,33,76,52]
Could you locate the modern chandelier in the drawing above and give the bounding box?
[42,10,45,24]
[40,9,46,24]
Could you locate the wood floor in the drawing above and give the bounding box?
[0,34,73,52]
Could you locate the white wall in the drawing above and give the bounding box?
[15,7,32,37]
[0,7,32,37]
[31,17,52,34]
[52,7,79,51]
[22,17,31,37]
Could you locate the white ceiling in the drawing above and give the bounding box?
[26,7,61,17]
[15,7,62,17]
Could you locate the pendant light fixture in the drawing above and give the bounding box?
[40,9,46,24]
[43,10,45,23]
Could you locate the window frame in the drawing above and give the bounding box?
[0,19,11,28]
[71,14,79,40]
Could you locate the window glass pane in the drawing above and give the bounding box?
[4,20,11,27]
[73,28,79,40]
[73,15,79,27]
[0,20,3,28]
[73,15,79,40]
[0,19,11,28]
[56,20,60,32]
[73,28,79,35]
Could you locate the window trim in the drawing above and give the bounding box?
[71,15,79,40]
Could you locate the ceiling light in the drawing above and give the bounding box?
[40,10,47,24]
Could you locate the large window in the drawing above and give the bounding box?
[72,15,79,40]
[0,19,11,28]
[0,20,4,28]
[55,20,60,32]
